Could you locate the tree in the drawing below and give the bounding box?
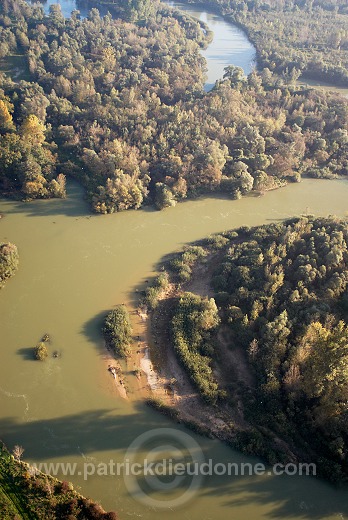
[19,115,46,146]
[12,445,24,461]
[253,170,269,191]
[49,173,66,198]
[103,306,133,358]
[154,183,176,210]
[0,242,19,284]
[124,0,157,22]
[34,342,48,360]
[48,4,65,29]
[0,100,14,133]
[223,65,246,88]
[299,321,348,410]
[239,170,254,193]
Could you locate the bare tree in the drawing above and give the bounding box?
[12,445,24,461]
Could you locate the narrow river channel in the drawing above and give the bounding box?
[1,1,347,518]
[163,0,255,89]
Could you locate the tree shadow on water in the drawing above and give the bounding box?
[82,309,109,355]
[3,181,91,218]
[197,466,348,519]
[0,402,346,518]
[17,347,36,361]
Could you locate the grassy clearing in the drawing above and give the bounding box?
[0,54,31,82]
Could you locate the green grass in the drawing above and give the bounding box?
[0,54,31,82]
[0,483,21,519]
[0,448,34,520]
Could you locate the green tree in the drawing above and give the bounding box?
[154,182,176,210]
[34,342,48,360]
[0,242,19,285]
[223,65,246,88]
[103,306,133,358]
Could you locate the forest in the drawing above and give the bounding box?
[144,217,348,481]
[0,1,347,212]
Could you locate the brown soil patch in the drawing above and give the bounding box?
[129,257,251,441]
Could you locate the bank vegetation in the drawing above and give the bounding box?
[143,217,348,482]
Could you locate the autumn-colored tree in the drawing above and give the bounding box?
[19,115,46,146]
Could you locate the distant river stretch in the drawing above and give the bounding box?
[28,0,348,96]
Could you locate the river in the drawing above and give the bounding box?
[163,0,255,89]
[1,0,347,518]
[1,179,348,518]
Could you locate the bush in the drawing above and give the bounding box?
[226,231,238,239]
[171,293,220,404]
[102,306,132,358]
[154,183,176,210]
[142,272,170,309]
[0,242,19,285]
[34,342,48,360]
[144,286,161,310]
[154,271,170,289]
[206,234,229,250]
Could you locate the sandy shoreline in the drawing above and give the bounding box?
[100,269,241,446]
[101,303,159,400]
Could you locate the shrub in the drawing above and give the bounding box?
[154,271,169,289]
[0,242,19,285]
[143,272,170,309]
[102,306,132,358]
[34,342,48,360]
[206,234,229,250]
[144,286,161,310]
[171,293,220,404]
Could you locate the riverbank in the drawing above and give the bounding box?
[0,442,118,519]
[133,252,299,461]
[105,273,241,440]
[140,266,243,435]
[136,217,348,482]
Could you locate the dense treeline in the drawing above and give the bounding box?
[212,217,348,480]
[0,2,347,210]
[0,242,18,286]
[147,217,348,481]
[0,99,66,199]
[94,0,159,22]
[0,442,118,519]
[196,0,348,85]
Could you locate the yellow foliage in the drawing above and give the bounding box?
[20,115,46,145]
[0,99,14,131]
